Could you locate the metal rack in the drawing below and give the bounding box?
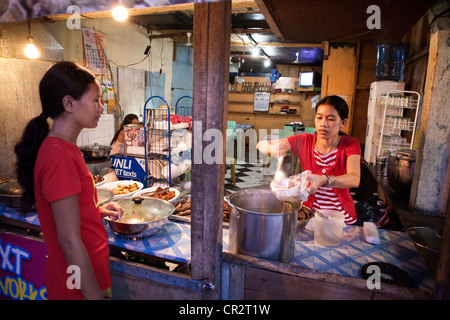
[143,95,192,187]
[175,95,193,116]
[376,90,420,157]
[143,96,172,187]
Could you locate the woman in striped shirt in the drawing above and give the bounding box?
[257,95,362,224]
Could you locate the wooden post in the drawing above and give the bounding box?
[434,197,450,299]
[191,0,231,299]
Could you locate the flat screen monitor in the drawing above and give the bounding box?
[299,71,314,87]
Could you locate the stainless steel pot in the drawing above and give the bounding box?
[225,188,300,263]
[79,143,111,159]
[104,197,174,237]
[387,149,416,194]
[0,180,24,208]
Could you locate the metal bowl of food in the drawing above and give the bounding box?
[104,197,175,237]
[79,143,111,159]
[0,180,24,208]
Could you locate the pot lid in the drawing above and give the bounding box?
[79,143,111,151]
[97,189,114,206]
[117,197,174,224]
[0,180,24,195]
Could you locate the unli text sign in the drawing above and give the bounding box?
[0,233,47,300]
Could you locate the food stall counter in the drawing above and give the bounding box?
[0,203,434,295]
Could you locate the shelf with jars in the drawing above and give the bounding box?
[374,90,421,157]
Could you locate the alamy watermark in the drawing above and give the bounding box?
[66,5,81,30]
[65,5,381,30]
[365,264,381,290]
[366,5,381,30]
[66,265,81,290]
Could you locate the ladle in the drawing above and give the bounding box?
[273,156,290,187]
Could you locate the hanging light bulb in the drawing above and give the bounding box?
[264,59,271,67]
[112,5,128,22]
[294,52,300,63]
[24,21,39,59]
[24,37,39,59]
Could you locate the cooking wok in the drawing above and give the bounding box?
[79,143,111,159]
[0,180,24,208]
[104,197,174,237]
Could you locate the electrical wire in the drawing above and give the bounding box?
[108,49,151,68]
[149,37,165,79]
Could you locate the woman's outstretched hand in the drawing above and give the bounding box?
[100,201,123,221]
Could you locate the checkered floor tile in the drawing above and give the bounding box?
[225,163,274,191]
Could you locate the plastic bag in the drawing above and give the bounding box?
[271,170,311,202]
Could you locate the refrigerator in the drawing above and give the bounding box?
[364,81,405,164]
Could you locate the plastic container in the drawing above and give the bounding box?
[314,210,345,246]
[375,43,405,81]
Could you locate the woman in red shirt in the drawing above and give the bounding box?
[15,61,122,299]
[257,95,362,224]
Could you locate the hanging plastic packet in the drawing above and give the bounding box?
[270,170,311,202]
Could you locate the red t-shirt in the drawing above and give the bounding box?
[34,137,111,300]
[287,133,362,223]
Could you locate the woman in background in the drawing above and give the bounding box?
[15,61,122,300]
[110,113,139,154]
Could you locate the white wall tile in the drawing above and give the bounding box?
[77,114,115,146]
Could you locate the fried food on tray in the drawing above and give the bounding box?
[174,197,232,222]
[112,183,139,195]
[141,187,176,201]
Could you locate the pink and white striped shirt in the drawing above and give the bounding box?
[312,148,356,224]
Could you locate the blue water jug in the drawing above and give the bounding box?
[375,42,405,81]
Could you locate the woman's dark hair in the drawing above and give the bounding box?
[110,113,139,145]
[14,61,96,211]
[315,95,349,120]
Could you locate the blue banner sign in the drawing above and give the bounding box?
[111,155,146,186]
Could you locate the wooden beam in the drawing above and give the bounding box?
[191,0,231,300]
[47,0,255,20]
[254,0,284,40]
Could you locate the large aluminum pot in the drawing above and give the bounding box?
[104,197,174,237]
[387,149,416,194]
[79,143,111,159]
[0,180,24,208]
[225,188,299,263]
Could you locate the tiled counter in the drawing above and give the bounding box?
[0,204,434,293]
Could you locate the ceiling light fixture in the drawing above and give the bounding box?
[112,5,128,22]
[186,32,193,46]
[24,21,39,59]
[251,46,259,56]
[264,59,271,67]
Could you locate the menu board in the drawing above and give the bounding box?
[82,28,108,75]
